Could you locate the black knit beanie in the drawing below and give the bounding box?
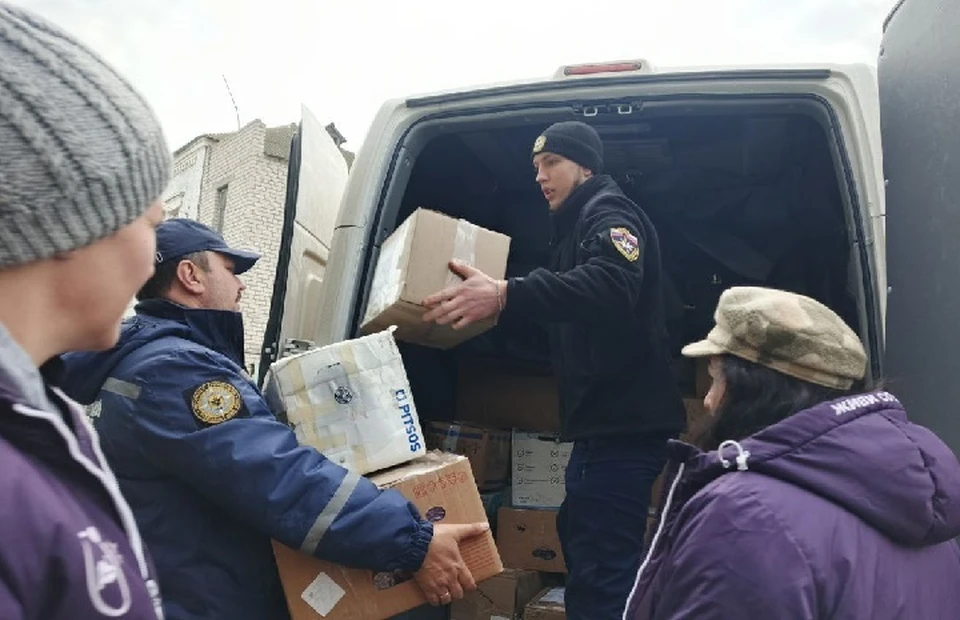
[531,121,604,174]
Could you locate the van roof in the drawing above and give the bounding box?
[402,60,876,107]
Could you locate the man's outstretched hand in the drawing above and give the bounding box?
[414,522,490,606]
[421,261,506,329]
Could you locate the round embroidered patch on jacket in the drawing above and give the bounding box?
[610,227,640,262]
[191,381,242,424]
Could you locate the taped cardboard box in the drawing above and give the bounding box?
[360,208,511,350]
[273,452,503,620]
[496,508,565,573]
[263,327,425,476]
[425,421,511,491]
[456,357,560,433]
[450,569,544,620]
[524,587,566,620]
[512,432,572,510]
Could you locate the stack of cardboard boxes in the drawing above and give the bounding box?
[263,208,713,619]
[357,208,570,618]
[438,356,570,620]
[261,208,514,619]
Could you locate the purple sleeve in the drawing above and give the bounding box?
[650,481,818,619]
[0,576,24,620]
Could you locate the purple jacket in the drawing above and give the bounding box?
[625,391,960,619]
[0,327,163,619]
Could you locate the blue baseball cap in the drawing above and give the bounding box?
[155,218,260,275]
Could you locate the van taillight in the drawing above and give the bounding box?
[562,61,646,76]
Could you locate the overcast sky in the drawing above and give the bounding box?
[19,0,896,151]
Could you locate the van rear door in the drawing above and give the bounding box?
[257,104,348,384]
[880,0,960,455]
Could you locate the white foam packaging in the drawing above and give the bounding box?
[263,327,426,475]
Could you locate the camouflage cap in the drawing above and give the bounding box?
[682,286,867,390]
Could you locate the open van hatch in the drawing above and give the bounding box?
[341,94,881,420]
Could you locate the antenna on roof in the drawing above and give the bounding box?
[222,74,241,130]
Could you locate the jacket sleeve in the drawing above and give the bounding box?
[124,347,433,572]
[648,483,817,619]
[503,200,646,324]
[0,577,23,620]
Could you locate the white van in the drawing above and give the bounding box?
[259,0,957,506]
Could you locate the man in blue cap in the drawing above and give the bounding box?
[59,218,489,620]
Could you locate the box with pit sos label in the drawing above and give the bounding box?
[263,326,426,475]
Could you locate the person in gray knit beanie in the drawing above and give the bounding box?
[0,4,171,618]
[0,2,171,265]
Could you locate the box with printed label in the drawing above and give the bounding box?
[360,208,512,350]
[425,421,511,491]
[450,568,544,620]
[511,432,572,509]
[496,508,565,573]
[273,452,503,620]
[263,327,425,476]
[524,587,566,620]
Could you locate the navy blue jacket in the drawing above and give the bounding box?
[59,300,432,620]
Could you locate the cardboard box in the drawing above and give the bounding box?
[511,432,572,509]
[360,208,511,349]
[450,569,544,620]
[273,452,503,620]
[263,327,425,475]
[457,357,560,433]
[425,421,511,491]
[524,587,566,620]
[496,508,565,573]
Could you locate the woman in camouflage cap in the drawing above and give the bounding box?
[623,286,960,620]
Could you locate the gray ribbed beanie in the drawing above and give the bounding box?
[0,3,171,267]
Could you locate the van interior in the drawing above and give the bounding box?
[372,100,867,423]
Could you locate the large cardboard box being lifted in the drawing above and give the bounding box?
[360,208,511,350]
[273,452,503,620]
[263,327,425,475]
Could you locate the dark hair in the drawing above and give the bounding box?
[136,251,209,301]
[694,355,858,451]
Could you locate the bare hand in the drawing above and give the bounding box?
[414,522,489,606]
[421,261,505,329]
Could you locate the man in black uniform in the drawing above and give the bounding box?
[422,121,686,619]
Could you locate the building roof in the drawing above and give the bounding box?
[264,124,298,159]
[174,119,353,166]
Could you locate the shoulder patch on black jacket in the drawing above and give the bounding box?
[610,227,641,262]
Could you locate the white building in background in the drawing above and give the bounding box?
[155,119,353,376]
